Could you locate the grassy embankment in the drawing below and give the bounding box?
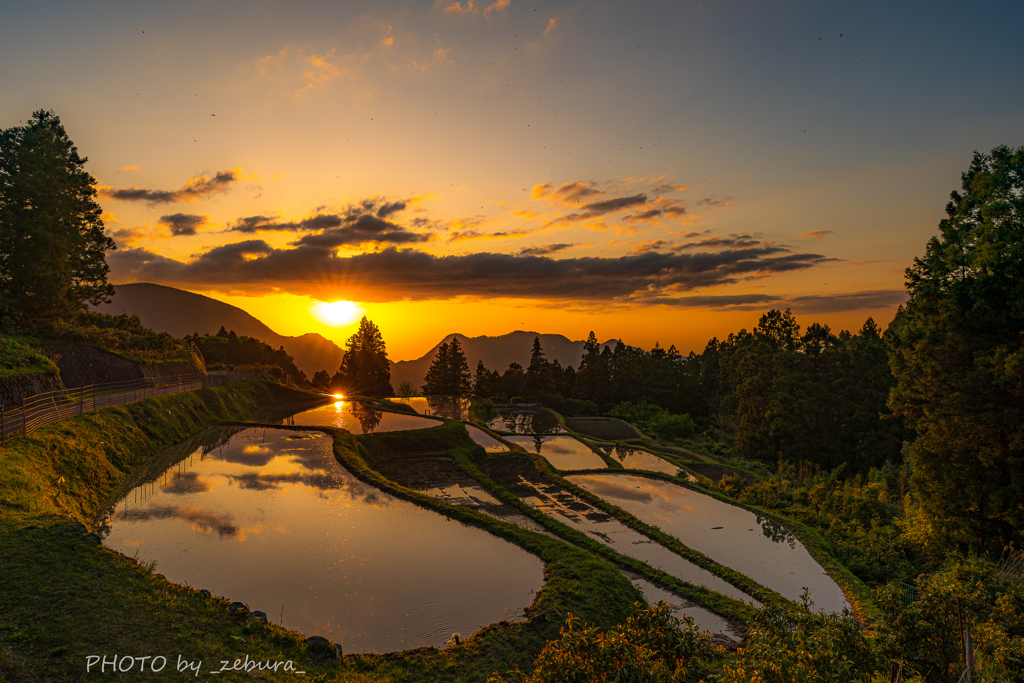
[0,380,362,682]
[0,336,59,377]
[0,387,654,682]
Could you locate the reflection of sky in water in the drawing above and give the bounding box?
[568,474,849,613]
[486,410,564,435]
[611,447,683,476]
[100,428,544,653]
[465,425,508,452]
[626,574,740,641]
[505,435,607,471]
[286,401,441,433]
[513,478,755,605]
[391,397,470,421]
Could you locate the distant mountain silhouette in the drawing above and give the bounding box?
[95,283,344,377]
[391,331,617,393]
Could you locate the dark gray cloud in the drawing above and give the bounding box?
[623,208,664,222]
[567,193,648,220]
[519,243,575,256]
[108,243,833,302]
[377,201,407,218]
[158,213,207,236]
[227,213,345,233]
[292,214,430,248]
[697,196,735,209]
[675,236,762,250]
[786,290,908,313]
[102,170,238,205]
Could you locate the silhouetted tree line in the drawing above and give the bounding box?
[184,327,308,384]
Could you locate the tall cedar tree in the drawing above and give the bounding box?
[887,145,1024,551]
[524,336,555,397]
[334,316,393,396]
[422,336,471,395]
[0,110,115,328]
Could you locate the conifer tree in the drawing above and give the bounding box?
[0,110,115,329]
[335,316,393,396]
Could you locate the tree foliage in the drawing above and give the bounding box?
[334,316,393,396]
[887,145,1024,551]
[0,110,115,329]
[422,336,471,395]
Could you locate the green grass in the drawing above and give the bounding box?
[0,335,59,376]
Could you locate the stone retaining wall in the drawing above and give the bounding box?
[42,345,193,389]
[0,372,64,409]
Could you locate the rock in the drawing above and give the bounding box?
[198,589,211,598]
[71,522,87,534]
[305,636,331,651]
[229,601,249,615]
[85,533,101,544]
[251,611,268,623]
[333,643,343,661]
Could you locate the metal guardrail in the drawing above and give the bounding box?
[0,370,260,444]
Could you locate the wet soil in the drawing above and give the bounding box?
[566,417,642,440]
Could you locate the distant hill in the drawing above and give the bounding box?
[391,331,617,393]
[94,283,344,377]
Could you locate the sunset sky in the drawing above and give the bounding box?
[2,0,1020,360]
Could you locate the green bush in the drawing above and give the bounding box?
[47,312,187,362]
[489,602,722,683]
[719,597,876,683]
[875,554,1024,681]
[607,401,696,442]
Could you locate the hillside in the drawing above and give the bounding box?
[391,331,617,392]
[94,283,344,377]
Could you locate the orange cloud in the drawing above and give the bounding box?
[448,228,533,242]
[543,17,559,35]
[798,230,834,241]
[117,164,141,173]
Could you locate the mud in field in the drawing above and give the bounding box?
[480,453,757,606]
[371,451,555,537]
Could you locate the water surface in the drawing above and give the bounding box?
[506,435,607,471]
[392,397,470,421]
[466,424,508,453]
[509,475,756,605]
[625,574,741,641]
[486,410,564,435]
[98,428,545,653]
[288,400,441,433]
[568,474,848,612]
[610,446,683,476]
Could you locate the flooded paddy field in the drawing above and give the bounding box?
[480,454,757,606]
[96,427,545,653]
[624,572,743,642]
[286,399,441,433]
[568,474,849,612]
[506,434,607,471]
[465,424,509,452]
[370,449,556,538]
[486,409,564,435]
[565,417,643,440]
[608,446,683,475]
[390,397,471,421]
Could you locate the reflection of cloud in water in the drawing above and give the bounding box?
[162,472,209,495]
[230,472,340,492]
[577,477,696,513]
[214,446,276,467]
[115,505,241,538]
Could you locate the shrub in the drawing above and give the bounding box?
[719,596,876,683]
[489,602,722,683]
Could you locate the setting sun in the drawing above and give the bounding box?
[309,300,363,328]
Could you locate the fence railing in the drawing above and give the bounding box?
[1,370,261,444]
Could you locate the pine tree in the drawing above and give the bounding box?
[423,337,471,395]
[335,316,393,396]
[0,110,115,329]
[888,145,1024,551]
